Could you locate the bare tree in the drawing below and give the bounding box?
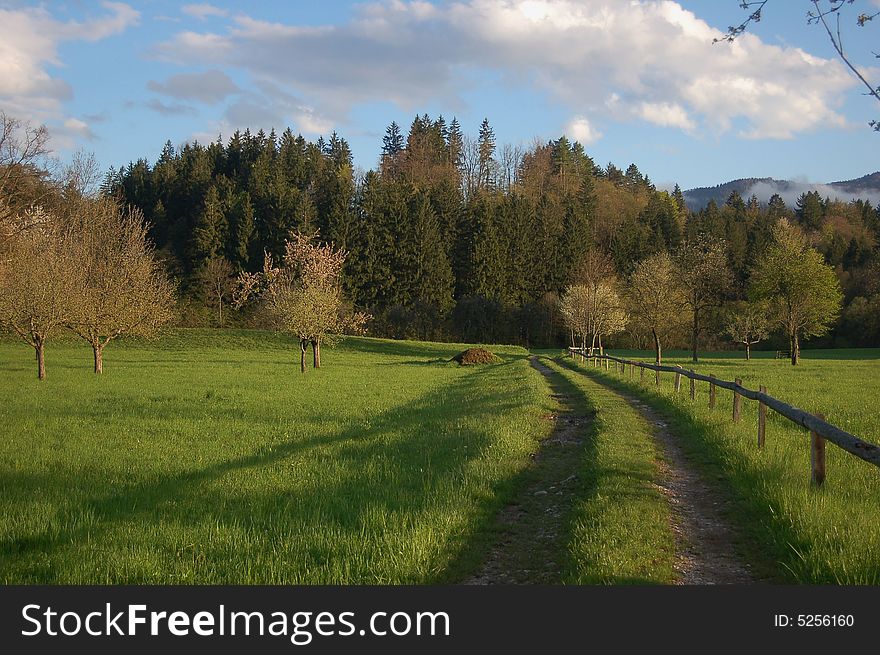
[61,150,102,199]
[560,284,593,354]
[235,232,368,373]
[725,301,770,359]
[572,249,616,290]
[0,112,51,231]
[65,197,176,373]
[460,135,481,199]
[199,257,236,326]
[562,252,629,356]
[628,252,687,364]
[0,207,76,379]
[675,235,731,362]
[498,143,523,193]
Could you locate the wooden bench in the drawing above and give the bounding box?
[775,350,791,359]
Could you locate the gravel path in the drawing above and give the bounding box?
[464,356,755,585]
[618,390,756,584]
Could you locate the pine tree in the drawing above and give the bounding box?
[671,184,686,214]
[192,185,227,266]
[767,193,788,218]
[401,191,454,316]
[795,190,825,230]
[478,118,496,190]
[552,136,573,193]
[447,117,463,168]
[381,121,404,174]
[227,191,254,269]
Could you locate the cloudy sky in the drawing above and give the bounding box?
[2,0,878,189]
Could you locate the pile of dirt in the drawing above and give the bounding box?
[451,348,501,365]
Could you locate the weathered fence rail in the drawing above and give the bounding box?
[567,347,880,485]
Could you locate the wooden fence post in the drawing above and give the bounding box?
[758,385,767,448]
[604,357,609,371]
[689,372,695,400]
[640,366,645,383]
[674,370,682,393]
[733,378,742,422]
[811,412,826,487]
[709,378,716,409]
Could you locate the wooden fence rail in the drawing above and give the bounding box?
[567,348,880,484]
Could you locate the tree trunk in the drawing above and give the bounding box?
[93,342,103,374]
[745,342,751,361]
[792,332,800,366]
[35,339,46,380]
[300,339,308,373]
[219,296,223,327]
[652,328,661,365]
[598,334,603,356]
[691,309,699,362]
[311,339,322,369]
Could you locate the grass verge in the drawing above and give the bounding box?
[542,358,676,584]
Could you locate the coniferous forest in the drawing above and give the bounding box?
[103,115,880,349]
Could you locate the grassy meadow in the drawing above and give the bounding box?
[565,348,880,584]
[4,328,879,585]
[0,330,555,584]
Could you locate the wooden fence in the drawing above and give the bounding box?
[566,348,880,486]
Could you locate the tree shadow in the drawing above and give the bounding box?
[0,363,536,584]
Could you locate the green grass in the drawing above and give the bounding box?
[542,358,676,584]
[567,348,880,584]
[0,330,552,584]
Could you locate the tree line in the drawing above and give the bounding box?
[561,221,843,366]
[103,113,880,352]
[4,108,879,370]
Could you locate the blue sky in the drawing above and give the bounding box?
[2,0,879,190]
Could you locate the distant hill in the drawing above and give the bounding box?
[683,172,880,211]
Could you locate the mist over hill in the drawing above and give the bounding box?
[683,172,880,210]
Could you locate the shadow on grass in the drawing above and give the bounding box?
[0,364,534,584]
[556,356,809,583]
[445,357,664,585]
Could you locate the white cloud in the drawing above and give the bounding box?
[181,4,229,21]
[152,0,855,140]
[636,102,696,132]
[0,2,139,148]
[61,117,96,140]
[566,116,602,144]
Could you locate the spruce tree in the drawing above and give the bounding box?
[478,118,496,189]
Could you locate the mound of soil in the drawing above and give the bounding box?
[452,348,501,365]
